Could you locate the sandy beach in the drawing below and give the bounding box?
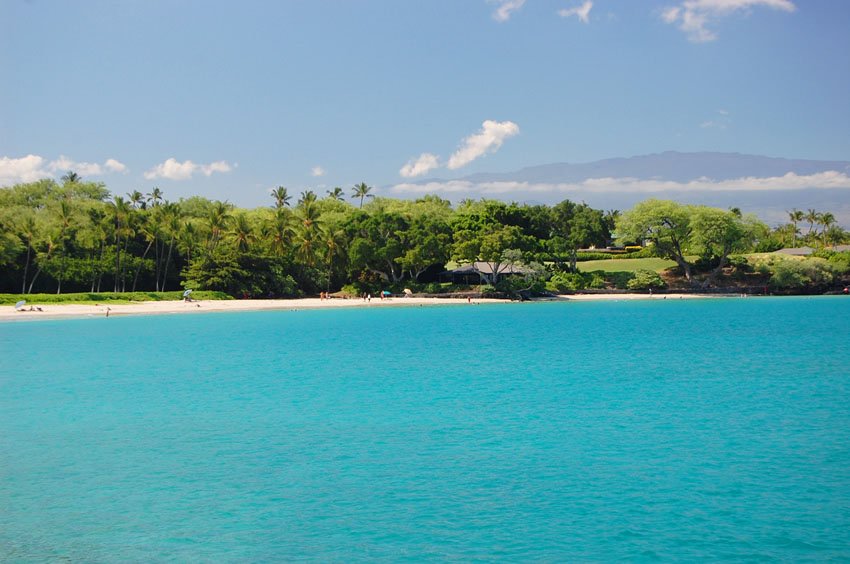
[0,293,734,321]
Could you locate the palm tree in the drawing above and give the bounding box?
[178,220,200,265]
[271,186,291,209]
[293,203,323,267]
[147,187,164,207]
[15,213,38,293]
[26,232,58,294]
[131,212,158,292]
[820,212,836,247]
[110,196,133,291]
[326,187,345,201]
[206,202,232,254]
[230,213,255,253]
[158,203,182,291]
[323,228,347,292]
[805,208,820,237]
[81,207,110,292]
[128,190,147,210]
[299,190,318,207]
[52,200,76,293]
[264,208,294,257]
[352,182,373,208]
[61,171,80,184]
[787,209,804,245]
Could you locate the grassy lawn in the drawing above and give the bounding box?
[577,257,678,273]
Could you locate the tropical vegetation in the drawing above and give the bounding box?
[1,176,848,298]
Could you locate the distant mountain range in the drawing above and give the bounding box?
[395,151,850,226]
[444,151,850,184]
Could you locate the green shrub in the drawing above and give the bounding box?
[576,252,616,261]
[0,291,231,305]
[750,255,837,291]
[479,284,497,296]
[574,248,656,262]
[606,271,635,289]
[770,258,834,290]
[827,251,850,274]
[617,247,657,259]
[626,269,666,290]
[340,284,361,297]
[545,271,607,292]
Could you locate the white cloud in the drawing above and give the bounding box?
[311,166,326,177]
[662,0,795,42]
[47,155,128,176]
[558,1,593,23]
[105,158,127,173]
[0,154,128,186]
[400,153,440,178]
[447,120,520,170]
[0,155,50,186]
[144,158,232,180]
[491,0,526,22]
[392,171,850,196]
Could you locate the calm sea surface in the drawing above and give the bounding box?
[1,297,849,561]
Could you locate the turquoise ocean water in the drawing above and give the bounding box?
[1,297,849,561]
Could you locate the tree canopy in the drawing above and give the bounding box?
[0,180,846,296]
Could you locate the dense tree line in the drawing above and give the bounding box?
[0,176,847,296]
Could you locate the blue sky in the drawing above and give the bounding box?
[2,0,849,207]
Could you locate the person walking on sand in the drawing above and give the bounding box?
[106,306,111,318]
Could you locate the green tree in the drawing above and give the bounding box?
[805,208,820,237]
[326,187,345,201]
[351,182,373,208]
[617,199,695,282]
[820,212,836,247]
[61,171,81,184]
[550,199,609,272]
[787,209,804,246]
[271,186,291,209]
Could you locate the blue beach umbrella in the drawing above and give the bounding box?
[183,289,193,298]
[15,300,26,310]
[382,290,391,296]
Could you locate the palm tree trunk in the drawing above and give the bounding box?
[121,236,131,292]
[21,245,31,294]
[27,267,42,294]
[161,236,175,291]
[114,233,121,292]
[131,240,154,292]
[154,235,161,291]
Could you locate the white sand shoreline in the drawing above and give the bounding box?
[0,293,743,322]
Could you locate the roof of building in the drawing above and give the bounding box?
[445,261,530,275]
[774,246,815,256]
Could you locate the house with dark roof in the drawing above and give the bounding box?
[774,246,814,256]
[441,262,531,285]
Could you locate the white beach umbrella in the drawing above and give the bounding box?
[15,300,26,310]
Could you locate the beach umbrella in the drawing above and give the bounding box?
[382,290,391,296]
[182,289,193,298]
[15,300,26,310]
[403,288,413,296]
